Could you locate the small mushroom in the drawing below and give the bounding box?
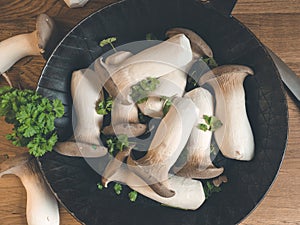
[127,97,199,197]
[0,14,57,87]
[63,0,89,8]
[199,65,255,161]
[0,153,59,225]
[166,27,213,59]
[173,88,224,179]
[54,69,107,157]
[104,34,193,103]
[137,69,187,118]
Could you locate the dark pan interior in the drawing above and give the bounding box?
[37,0,288,224]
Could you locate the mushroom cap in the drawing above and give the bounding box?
[36,14,56,52]
[166,27,213,58]
[102,123,147,138]
[54,141,107,158]
[199,65,254,86]
[0,152,31,176]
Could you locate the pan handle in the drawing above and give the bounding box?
[198,0,238,17]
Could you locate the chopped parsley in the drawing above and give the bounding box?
[114,183,122,195]
[99,37,117,52]
[128,190,138,202]
[96,97,113,115]
[130,77,160,103]
[198,115,223,132]
[0,87,64,157]
[203,181,222,199]
[106,134,130,155]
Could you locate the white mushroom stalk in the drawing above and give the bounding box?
[0,153,59,225]
[199,65,255,161]
[63,0,89,8]
[0,14,56,87]
[137,69,187,118]
[96,51,147,137]
[102,149,205,210]
[102,34,193,103]
[102,99,147,137]
[127,97,199,197]
[54,69,107,157]
[166,27,213,59]
[174,88,224,179]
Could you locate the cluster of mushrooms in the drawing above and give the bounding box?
[56,28,255,210]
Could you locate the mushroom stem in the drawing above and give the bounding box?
[173,88,224,179]
[0,153,59,225]
[199,65,255,161]
[0,14,56,75]
[127,97,199,197]
[63,0,89,8]
[55,69,107,157]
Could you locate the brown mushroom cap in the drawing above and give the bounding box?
[127,156,175,198]
[174,163,224,179]
[0,152,31,175]
[199,65,254,86]
[54,141,107,158]
[36,14,57,53]
[102,123,147,138]
[166,27,213,58]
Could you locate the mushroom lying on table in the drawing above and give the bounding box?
[199,65,255,160]
[127,97,199,197]
[0,153,59,225]
[102,148,205,210]
[54,69,107,157]
[173,88,224,179]
[0,14,57,87]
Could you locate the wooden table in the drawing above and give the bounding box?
[0,0,299,224]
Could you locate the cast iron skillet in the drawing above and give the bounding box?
[36,0,288,224]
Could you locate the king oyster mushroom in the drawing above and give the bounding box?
[126,97,199,197]
[54,69,107,157]
[0,14,57,87]
[102,148,205,210]
[173,88,224,179]
[0,153,59,225]
[199,65,255,160]
[95,50,147,137]
[101,34,193,104]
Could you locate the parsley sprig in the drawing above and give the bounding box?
[0,87,64,157]
[203,181,222,199]
[130,77,160,103]
[99,37,117,52]
[198,115,223,132]
[106,134,131,155]
[96,97,113,115]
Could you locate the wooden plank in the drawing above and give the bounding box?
[233,0,300,14]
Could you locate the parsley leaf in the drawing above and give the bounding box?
[99,37,117,52]
[106,134,130,155]
[128,190,138,202]
[97,182,104,190]
[198,115,223,132]
[202,57,218,69]
[96,97,113,115]
[114,183,122,195]
[130,77,160,103]
[203,181,222,199]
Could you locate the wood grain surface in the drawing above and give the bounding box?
[0,0,299,224]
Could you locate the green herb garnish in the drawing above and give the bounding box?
[160,96,173,116]
[97,182,104,190]
[128,190,138,202]
[106,134,130,155]
[198,115,223,132]
[114,183,122,195]
[130,77,160,103]
[99,37,117,52]
[0,87,64,157]
[203,181,222,199]
[96,97,113,115]
[202,57,218,69]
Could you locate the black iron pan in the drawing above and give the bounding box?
[37,0,288,224]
